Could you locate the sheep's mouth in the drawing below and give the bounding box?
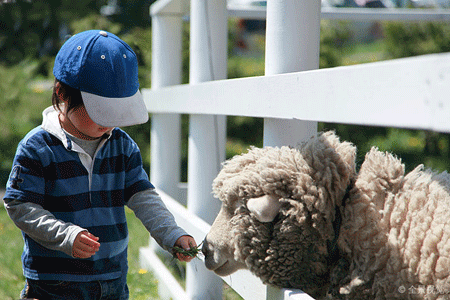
[212,260,232,276]
[209,259,246,277]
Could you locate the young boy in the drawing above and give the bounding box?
[3,30,196,300]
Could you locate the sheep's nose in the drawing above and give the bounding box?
[201,239,210,257]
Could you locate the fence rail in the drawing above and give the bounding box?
[140,1,450,299]
[229,6,450,21]
[152,0,450,22]
[141,51,450,300]
[143,52,450,133]
[140,189,270,300]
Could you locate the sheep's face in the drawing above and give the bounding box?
[203,194,281,276]
[203,190,334,295]
[203,132,357,296]
[202,202,247,276]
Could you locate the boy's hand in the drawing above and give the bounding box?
[73,231,100,259]
[174,235,197,262]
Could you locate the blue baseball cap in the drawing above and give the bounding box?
[53,30,149,127]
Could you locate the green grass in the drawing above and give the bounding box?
[0,203,160,299]
[0,203,24,299]
[125,207,161,300]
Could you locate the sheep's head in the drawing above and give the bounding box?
[203,131,356,297]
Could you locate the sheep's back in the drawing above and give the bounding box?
[386,167,450,294]
[341,148,450,299]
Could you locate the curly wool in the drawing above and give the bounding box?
[338,149,450,299]
[213,131,357,298]
[211,131,450,299]
[230,204,331,296]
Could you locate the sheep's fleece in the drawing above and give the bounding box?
[202,131,450,299]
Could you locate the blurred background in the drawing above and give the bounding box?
[2,0,450,298]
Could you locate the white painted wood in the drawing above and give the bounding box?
[150,0,188,16]
[156,189,211,241]
[262,121,318,148]
[263,0,319,147]
[144,1,450,300]
[263,1,319,294]
[140,189,317,300]
[150,114,183,201]
[140,247,188,300]
[228,4,266,19]
[267,286,316,300]
[227,5,450,21]
[155,189,270,300]
[220,269,268,300]
[186,115,224,225]
[143,52,450,133]
[141,243,314,300]
[186,0,228,298]
[321,7,450,21]
[151,1,450,22]
[189,0,227,83]
[265,0,320,75]
[150,12,183,201]
[151,15,183,88]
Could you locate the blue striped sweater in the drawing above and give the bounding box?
[4,107,156,281]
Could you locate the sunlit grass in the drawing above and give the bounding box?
[0,204,24,299]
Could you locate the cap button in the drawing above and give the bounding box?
[99,31,108,37]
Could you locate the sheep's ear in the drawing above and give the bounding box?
[247,195,281,222]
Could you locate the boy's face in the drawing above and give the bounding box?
[66,105,114,139]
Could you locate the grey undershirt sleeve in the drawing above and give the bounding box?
[126,188,189,252]
[3,188,189,257]
[3,199,85,257]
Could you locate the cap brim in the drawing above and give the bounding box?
[81,89,149,127]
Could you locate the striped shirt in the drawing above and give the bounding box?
[4,107,156,281]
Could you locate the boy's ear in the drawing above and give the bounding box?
[55,82,64,101]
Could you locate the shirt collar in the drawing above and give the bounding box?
[41,106,112,151]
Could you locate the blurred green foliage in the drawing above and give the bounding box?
[2,5,450,300]
[2,4,450,188]
[0,60,50,184]
[384,21,450,58]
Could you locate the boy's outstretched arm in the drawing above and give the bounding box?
[4,198,86,257]
[126,188,195,259]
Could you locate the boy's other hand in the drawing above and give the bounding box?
[73,231,101,259]
[174,235,197,262]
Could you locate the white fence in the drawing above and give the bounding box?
[139,1,450,299]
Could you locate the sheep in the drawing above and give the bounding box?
[202,131,450,299]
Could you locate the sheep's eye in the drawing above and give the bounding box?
[223,202,235,212]
[234,204,248,215]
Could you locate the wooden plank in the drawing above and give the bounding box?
[268,286,316,300]
[152,3,450,22]
[227,6,450,21]
[150,0,188,16]
[139,247,189,300]
[143,53,450,133]
[155,189,269,300]
[321,7,450,21]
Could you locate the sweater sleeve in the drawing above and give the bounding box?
[3,198,86,257]
[126,188,189,251]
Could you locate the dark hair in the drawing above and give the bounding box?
[52,79,84,113]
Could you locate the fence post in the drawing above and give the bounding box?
[186,0,227,298]
[263,0,320,148]
[150,5,184,202]
[264,0,321,297]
